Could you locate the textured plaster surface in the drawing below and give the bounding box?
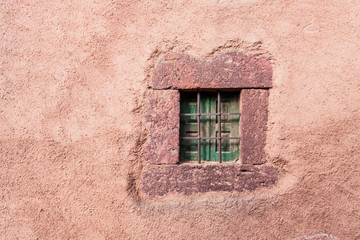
[1,0,360,239]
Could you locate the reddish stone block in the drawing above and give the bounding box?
[152,52,272,89]
[241,89,269,165]
[142,164,278,197]
[144,90,180,164]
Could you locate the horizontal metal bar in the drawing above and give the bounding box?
[180,113,241,116]
[180,137,241,140]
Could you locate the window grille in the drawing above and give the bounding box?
[180,91,241,163]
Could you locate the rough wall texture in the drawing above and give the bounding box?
[241,88,269,165]
[143,164,278,197]
[144,90,179,165]
[1,0,360,239]
[151,52,272,89]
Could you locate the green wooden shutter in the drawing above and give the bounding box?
[217,92,240,162]
[180,92,240,162]
[180,92,198,161]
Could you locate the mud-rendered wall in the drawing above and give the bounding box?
[1,1,360,239]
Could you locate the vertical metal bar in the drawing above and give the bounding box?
[217,91,222,163]
[197,91,201,164]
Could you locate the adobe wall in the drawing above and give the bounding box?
[1,1,359,239]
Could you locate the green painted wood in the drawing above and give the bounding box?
[180,92,239,162]
[180,92,198,161]
[217,92,240,162]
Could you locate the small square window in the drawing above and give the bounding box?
[180,91,240,163]
[142,51,278,197]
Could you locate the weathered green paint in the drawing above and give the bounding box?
[180,92,198,161]
[180,92,240,162]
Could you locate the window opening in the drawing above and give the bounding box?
[180,91,240,163]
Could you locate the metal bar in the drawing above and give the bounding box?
[217,91,222,163]
[180,113,241,116]
[197,91,201,164]
[181,137,240,140]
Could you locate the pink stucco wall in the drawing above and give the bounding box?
[1,1,360,239]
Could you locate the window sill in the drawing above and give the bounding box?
[142,164,278,197]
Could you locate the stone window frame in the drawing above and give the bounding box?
[142,51,278,197]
